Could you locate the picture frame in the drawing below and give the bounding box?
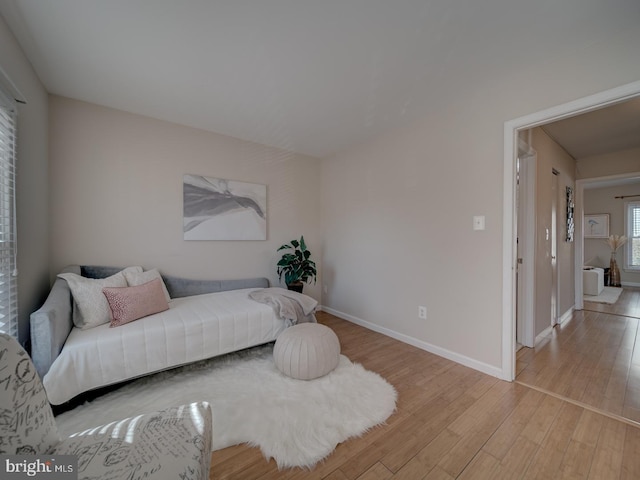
[584,213,609,238]
[183,174,267,241]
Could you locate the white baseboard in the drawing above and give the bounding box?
[535,325,554,346]
[621,281,640,288]
[533,308,573,345]
[559,307,574,325]
[320,306,504,380]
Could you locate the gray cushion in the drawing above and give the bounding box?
[163,275,269,298]
[80,265,270,298]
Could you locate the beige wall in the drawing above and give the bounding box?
[320,27,640,371]
[584,182,640,286]
[0,16,49,345]
[321,102,506,369]
[577,147,640,179]
[49,96,322,300]
[531,127,576,337]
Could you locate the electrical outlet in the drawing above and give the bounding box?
[418,305,427,320]
[323,284,328,294]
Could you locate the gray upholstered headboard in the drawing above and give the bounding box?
[29,265,269,379]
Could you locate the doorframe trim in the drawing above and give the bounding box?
[502,80,640,381]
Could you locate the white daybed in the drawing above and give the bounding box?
[30,265,298,405]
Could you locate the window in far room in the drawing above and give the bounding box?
[626,201,640,272]
[0,86,18,338]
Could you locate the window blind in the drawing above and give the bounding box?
[0,87,17,337]
[629,202,640,269]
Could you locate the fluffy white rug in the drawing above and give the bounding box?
[55,344,397,469]
[584,286,623,304]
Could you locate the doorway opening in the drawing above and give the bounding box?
[502,80,640,381]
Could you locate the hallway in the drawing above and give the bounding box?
[516,287,640,425]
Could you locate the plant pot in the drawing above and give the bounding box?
[287,282,304,293]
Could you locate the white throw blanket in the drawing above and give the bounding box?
[249,287,318,324]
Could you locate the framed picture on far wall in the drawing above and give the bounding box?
[584,213,609,238]
[183,174,267,241]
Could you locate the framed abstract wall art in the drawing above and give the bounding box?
[565,186,574,242]
[183,174,267,240]
[584,213,609,239]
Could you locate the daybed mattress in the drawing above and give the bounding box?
[43,288,287,405]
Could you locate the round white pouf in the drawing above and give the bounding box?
[273,323,341,380]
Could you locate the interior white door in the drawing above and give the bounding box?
[516,151,536,348]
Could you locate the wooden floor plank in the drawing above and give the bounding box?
[588,417,626,479]
[482,388,545,460]
[558,439,595,479]
[520,394,564,445]
[516,402,584,479]
[379,389,478,473]
[422,467,455,480]
[391,429,460,480]
[456,451,499,480]
[356,463,394,480]
[437,384,529,477]
[491,436,538,479]
[621,424,640,479]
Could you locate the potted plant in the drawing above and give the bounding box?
[276,235,317,293]
[606,234,627,287]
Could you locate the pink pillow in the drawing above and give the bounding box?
[103,278,170,327]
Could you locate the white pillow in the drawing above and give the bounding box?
[124,268,171,302]
[58,266,143,329]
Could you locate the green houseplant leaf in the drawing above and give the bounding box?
[276,235,317,289]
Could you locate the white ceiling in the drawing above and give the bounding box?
[0,0,639,158]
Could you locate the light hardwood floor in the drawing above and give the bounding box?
[517,287,640,424]
[209,309,640,479]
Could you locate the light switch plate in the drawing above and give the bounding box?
[473,215,485,231]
